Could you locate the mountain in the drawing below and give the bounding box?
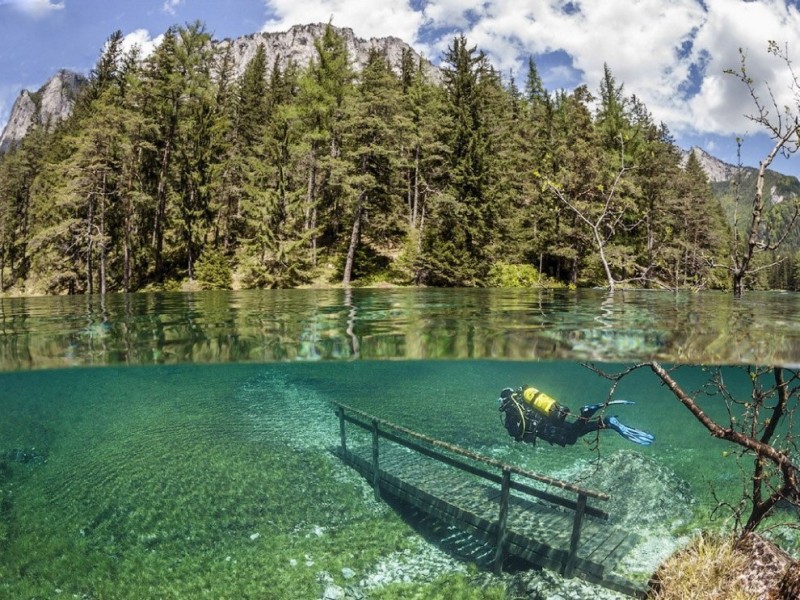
[681,146,800,256]
[215,23,436,80]
[682,145,800,205]
[0,69,87,153]
[0,24,432,155]
[680,146,739,183]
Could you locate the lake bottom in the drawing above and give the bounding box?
[1,360,797,598]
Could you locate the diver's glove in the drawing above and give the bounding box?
[606,415,655,446]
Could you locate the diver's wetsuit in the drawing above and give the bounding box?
[499,388,606,447]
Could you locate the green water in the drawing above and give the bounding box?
[1,289,799,598]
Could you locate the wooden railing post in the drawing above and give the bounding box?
[338,405,347,453]
[493,467,511,574]
[564,492,587,577]
[371,418,381,501]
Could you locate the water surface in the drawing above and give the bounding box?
[2,288,800,369]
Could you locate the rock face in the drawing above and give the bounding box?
[680,145,740,183]
[733,532,796,599]
[0,69,86,153]
[215,23,436,80]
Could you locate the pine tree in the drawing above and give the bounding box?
[241,59,313,288]
[295,24,355,272]
[420,35,495,286]
[341,49,404,286]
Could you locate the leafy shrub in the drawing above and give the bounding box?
[194,250,232,290]
[488,263,557,288]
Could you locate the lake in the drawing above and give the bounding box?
[1,288,798,598]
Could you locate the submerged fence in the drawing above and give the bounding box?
[333,402,623,580]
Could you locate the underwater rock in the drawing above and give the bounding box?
[734,532,796,599]
[321,583,344,599]
[571,450,694,529]
[650,532,798,599]
[502,567,627,600]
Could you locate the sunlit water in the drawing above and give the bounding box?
[2,289,799,598]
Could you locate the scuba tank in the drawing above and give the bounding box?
[522,386,568,421]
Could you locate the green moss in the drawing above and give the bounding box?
[0,367,422,598]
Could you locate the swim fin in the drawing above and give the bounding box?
[579,400,635,418]
[606,416,655,446]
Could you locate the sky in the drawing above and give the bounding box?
[1,0,800,176]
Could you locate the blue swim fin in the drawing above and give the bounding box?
[580,400,635,418]
[607,416,655,446]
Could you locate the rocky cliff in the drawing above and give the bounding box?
[216,23,435,80]
[0,69,86,153]
[680,146,739,183]
[681,145,800,206]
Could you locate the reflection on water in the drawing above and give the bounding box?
[2,288,800,370]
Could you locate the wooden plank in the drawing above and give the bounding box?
[564,493,587,577]
[493,468,511,574]
[335,412,646,598]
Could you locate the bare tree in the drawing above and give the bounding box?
[724,43,800,297]
[594,361,800,533]
[544,146,632,291]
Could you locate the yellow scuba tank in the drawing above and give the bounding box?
[522,386,562,420]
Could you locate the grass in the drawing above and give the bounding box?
[648,533,757,600]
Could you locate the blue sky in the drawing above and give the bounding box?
[1,0,800,176]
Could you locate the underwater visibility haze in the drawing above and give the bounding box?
[1,288,799,598]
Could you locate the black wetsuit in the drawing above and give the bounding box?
[499,393,606,447]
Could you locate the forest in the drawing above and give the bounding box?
[0,21,795,296]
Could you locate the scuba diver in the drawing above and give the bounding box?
[498,386,654,447]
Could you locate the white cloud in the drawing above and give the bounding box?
[442,0,800,139]
[121,29,164,60]
[4,0,64,18]
[262,0,800,142]
[262,0,425,47]
[163,0,183,15]
[684,0,800,135]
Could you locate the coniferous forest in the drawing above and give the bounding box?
[2,21,780,296]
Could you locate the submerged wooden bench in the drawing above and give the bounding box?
[334,403,647,598]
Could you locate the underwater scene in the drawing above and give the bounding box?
[1,289,799,599]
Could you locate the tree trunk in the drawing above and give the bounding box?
[154,136,172,283]
[305,151,317,267]
[412,145,420,229]
[342,196,363,288]
[87,192,94,295]
[99,170,107,295]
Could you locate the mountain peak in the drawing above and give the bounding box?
[681,146,739,183]
[0,69,86,153]
[0,23,433,154]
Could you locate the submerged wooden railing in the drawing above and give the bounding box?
[334,402,612,579]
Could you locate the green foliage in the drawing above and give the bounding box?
[487,262,558,288]
[0,22,783,295]
[194,248,233,289]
